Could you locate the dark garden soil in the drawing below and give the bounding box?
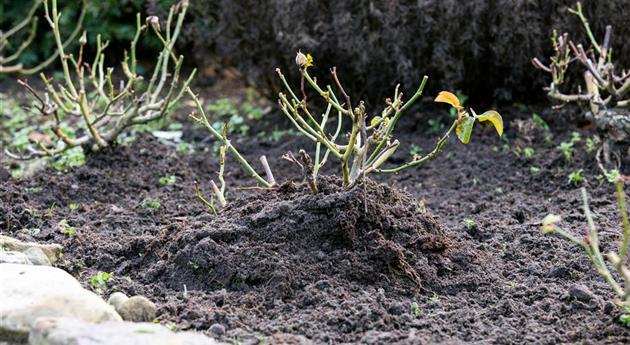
[2,99,630,344]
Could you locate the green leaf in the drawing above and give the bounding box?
[456,116,475,144]
[476,110,503,137]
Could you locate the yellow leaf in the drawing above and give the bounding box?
[476,110,504,137]
[434,91,463,110]
[305,53,314,68]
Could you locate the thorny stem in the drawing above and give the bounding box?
[377,120,457,174]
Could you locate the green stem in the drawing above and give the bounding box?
[20,0,86,75]
[569,2,601,55]
[187,88,272,188]
[367,76,428,165]
[616,179,630,262]
[377,120,456,174]
[581,187,625,296]
[302,70,349,116]
[313,103,332,178]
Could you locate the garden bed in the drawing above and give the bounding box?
[1,100,630,344]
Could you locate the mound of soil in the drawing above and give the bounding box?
[153,176,455,297]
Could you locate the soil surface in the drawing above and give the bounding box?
[2,99,630,344]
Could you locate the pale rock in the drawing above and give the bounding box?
[0,264,121,343]
[107,292,129,311]
[23,247,51,266]
[28,317,224,345]
[0,251,32,265]
[0,236,62,264]
[116,296,156,322]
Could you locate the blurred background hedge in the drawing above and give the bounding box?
[187,0,630,105]
[0,0,173,71]
[3,0,630,105]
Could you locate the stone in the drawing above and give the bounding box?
[568,284,596,304]
[0,264,121,343]
[107,292,129,311]
[209,323,225,336]
[116,296,156,322]
[23,247,51,266]
[0,251,32,265]
[0,236,62,264]
[28,318,224,345]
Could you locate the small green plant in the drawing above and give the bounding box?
[558,142,573,161]
[530,166,541,174]
[408,144,422,157]
[188,260,200,270]
[605,169,621,183]
[568,169,584,187]
[50,146,85,172]
[90,271,113,288]
[541,178,630,315]
[463,218,477,231]
[142,198,161,210]
[159,175,177,186]
[410,302,421,318]
[68,202,79,211]
[57,218,75,236]
[264,128,298,143]
[523,147,535,159]
[515,146,535,159]
[585,137,597,154]
[558,132,581,161]
[531,113,550,132]
[177,142,195,155]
